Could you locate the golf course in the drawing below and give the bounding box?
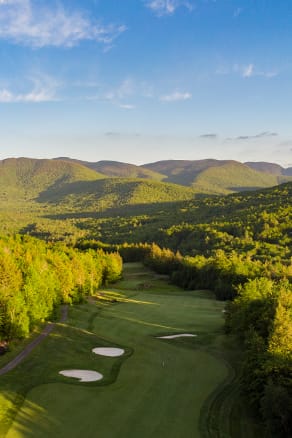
[0,263,261,438]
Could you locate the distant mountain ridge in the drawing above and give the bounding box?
[244,161,292,176]
[0,157,291,210]
[55,157,165,181]
[56,157,292,194]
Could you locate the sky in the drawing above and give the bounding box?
[0,0,291,166]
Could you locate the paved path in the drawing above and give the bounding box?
[0,304,68,376]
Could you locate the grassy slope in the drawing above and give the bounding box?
[1,264,262,438]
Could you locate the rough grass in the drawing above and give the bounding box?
[1,263,263,438]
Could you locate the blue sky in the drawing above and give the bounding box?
[0,0,291,166]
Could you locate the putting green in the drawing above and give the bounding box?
[1,263,260,437]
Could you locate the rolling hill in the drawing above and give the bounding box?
[191,161,281,194]
[37,178,196,210]
[56,157,292,193]
[245,161,292,176]
[55,157,165,181]
[141,159,231,186]
[142,159,292,193]
[0,157,104,202]
[0,157,291,213]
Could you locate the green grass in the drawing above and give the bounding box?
[1,263,263,437]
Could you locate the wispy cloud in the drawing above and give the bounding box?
[104,79,135,101]
[217,63,278,79]
[233,7,243,18]
[0,74,59,103]
[227,132,278,141]
[242,64,254,78]
[234,63,278,79]
[145,0,194,16]
[88,78,136,109]
[199,133,217,139]
[160,91,192,102]
[118,103,136,110]
[0,0,126,48]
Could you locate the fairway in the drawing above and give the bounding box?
[0,263,259,438]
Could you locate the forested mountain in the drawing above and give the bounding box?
[142,158,232,184]
[245,161,292,176]
[55,157,292,194]
[0,157,291,208]
[56,157,165,181]
[0,157,103,202]
[142,159,292,191]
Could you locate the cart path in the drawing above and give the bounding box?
[0,305,68,376]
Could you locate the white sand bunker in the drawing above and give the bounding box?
[158,333,197,339]
[59,370,103,382]
[92,347,125,357]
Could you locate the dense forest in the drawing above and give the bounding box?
[0,235,122,341]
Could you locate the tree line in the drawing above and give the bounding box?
[0,235,122,341]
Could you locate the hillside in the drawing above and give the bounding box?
[141,159,232,186]
[55,157,165,181]
[191,161,281,194]
[245,161,292,176]
[142,159,292,191]
[37,177,196,211]
[71,181,292,253]
[50,157,292,195]
[0,158,103,203]
[0,157,291,216]
[245,161,285,175]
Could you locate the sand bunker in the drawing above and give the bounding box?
[59,370,103,382]
[92,347,125,357]
[158,333,197,339]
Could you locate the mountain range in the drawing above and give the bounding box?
[0,157,291,211]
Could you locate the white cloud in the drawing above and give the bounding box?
[118,103,136,110]
[242,64,254,78]
[160,91,192,102]
[0,74,59,103]
[145,0,193,16]
[232,63,278,79]
[0,0,126,48]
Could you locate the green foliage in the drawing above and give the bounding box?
[227,279,292,436]
[0,235,122,341]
